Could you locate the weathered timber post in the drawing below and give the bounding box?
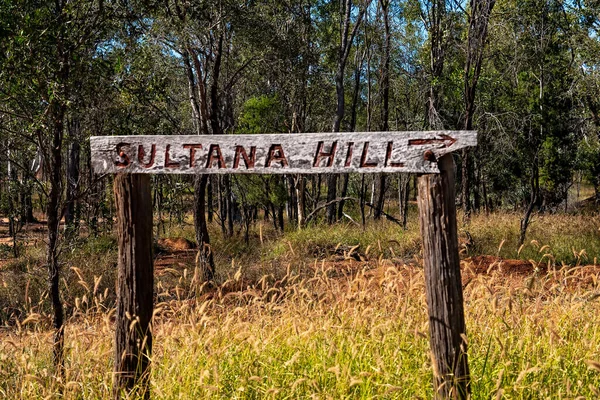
[417,154,469,399]
[113,174,154,400]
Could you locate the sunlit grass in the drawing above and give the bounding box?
[3,255,600,399]
[1,211,600,398]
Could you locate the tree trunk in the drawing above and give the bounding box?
[373,174,386,220]
[328,0,365,224]
[207,176,214,223]
[218,176,227,237]
[20,177,35,224]
[65,139,80,236]
[287,175,298,224]
[7,147,15,238]
[399,174,410,230]
[360,174,366,228]
[417,155,470,399]
[461,149,471,217]
[519,162,539,247]
[325,174,338,224]
[113,174,153,400]
[277,205,284,232]
[224,175,234,237]
[47,100,66,380]
[374,0,391,221]
[473,158,481,212]
[337,174,350,221]
[296,175,306,229]
[182,48,202,135]
[461,0,496,216]
[339,48,364,221]
[194,175,215,282]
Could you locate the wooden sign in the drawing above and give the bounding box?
[91,131,476,175]
[99,130,477,399]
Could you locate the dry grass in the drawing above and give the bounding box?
[2,256,600,399]
[1,211,600,398]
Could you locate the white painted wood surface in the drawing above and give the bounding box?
[90,131,476,175]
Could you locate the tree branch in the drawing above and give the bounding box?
[304,197,355,224]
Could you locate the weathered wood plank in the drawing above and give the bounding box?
[417,155,470,399]
[91,131,476,175]
[113,175,153,399]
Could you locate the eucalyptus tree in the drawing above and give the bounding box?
[147,0,273,278]
[461,0,495,216]
[373,0,391,220]
[326,0,369,224]
[573,1,600,201]
[481,0,578,243]
[0,0,118,375]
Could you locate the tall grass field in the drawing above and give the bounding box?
[1,212,600,399]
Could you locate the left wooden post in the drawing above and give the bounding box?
[113,174,154,400]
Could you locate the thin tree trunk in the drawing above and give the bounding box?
[194,175,215,281]
[218,176,227,237]
[65,138,80,237]
[225,175,234,236]
[182,48,202,135]
[20,177,35,224]
[207,176,214,223]
[297,175,306,229]
[277,205,284,232]
[461,0,496,216]
[519,161,539,247]
[374,0,391,221]
[399,174,410,230]
[339,48,364,221]
[328,0,365,224]
[360,174,366,228]
[47,103,66,379]
[337,174,350,221]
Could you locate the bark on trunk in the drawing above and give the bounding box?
[296,175,306,229]
[374,0,391,221]
[207,176,214,223]
[65,139,80,236]
[461,148,471,218]
[47,100,66,380]
[337,174,350,221]
[194,175,215,282]
[20,178,35,224]
[325,174,338,224]
[519,162,539,246]
[373,174,386,220]
[182,48,202,135]
[399,174,410,230]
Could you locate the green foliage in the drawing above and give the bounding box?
[238,94,285,134]
[577,136,600,191]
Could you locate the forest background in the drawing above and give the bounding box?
[1,0,600,398]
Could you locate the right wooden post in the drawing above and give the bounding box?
[417,154,470,399]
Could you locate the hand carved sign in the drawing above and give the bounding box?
[90,131,476,175]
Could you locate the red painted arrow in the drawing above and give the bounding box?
[408,134,456,147]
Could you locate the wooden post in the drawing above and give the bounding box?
[417,154,470,399]
[113,174,154,400]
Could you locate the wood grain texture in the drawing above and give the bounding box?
[113,174,153,400]
[417,155,470,399]
[91,131,476,175]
